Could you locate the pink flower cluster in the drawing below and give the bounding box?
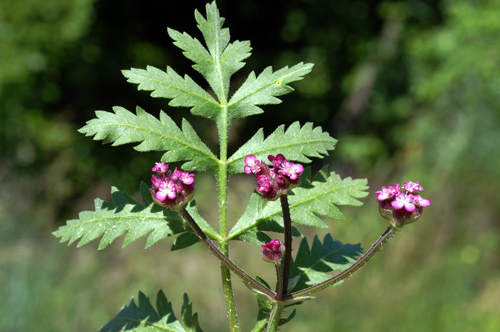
[150,162,195,211]
[261,239,285,264]
[375,181,431,228]
[244,154,304,201]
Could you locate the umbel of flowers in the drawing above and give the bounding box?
[150,162,195,211]
[375,181,431,228]
[244,154,304,201]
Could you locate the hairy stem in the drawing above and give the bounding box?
[180,208,275,296]
[275,263,283,300]
[279,195,293,299]
[214,105,241,332]
[266,301,285,332]
[284,226,395,301]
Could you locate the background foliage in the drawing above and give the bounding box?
[1,0,499,331]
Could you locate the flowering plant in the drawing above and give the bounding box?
[53,2,430,331]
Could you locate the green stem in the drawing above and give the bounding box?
[283,226,395,302]
[220,243,239,332]
[279,195,293,298]
[266,301,285,332]
[216,106,240,332]
[179,208,276,303]
[250,320,267,332]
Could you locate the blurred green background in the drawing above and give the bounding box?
[1,0,499,331]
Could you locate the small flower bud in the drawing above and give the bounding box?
[261,239,285,264]
[375,181,430,228]
[150,162,196,211]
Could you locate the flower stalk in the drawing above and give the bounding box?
[180,207,276,301]
[283,226,395,302]
[279,195,293,299]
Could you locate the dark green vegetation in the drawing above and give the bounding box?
[1,0,499,331]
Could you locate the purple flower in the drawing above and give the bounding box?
[152,162,169,173]
[375,181,431,228]
[278,160,304,181]
[375,184,401,201]
[150,162,196,211]
[391,193,416,212]
[261,239,285,264]
[403,181,423,193]
[154,176,177,201]
[244,154,304,200]
[413,194,431,207]
[244,155,261,174]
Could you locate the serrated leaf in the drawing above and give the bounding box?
[227,62,313,121]
[194,2,229,64]
[290,234,363,292]
[227,167,368,240]
[171,231,200,251]
[227,122,337,175]
[53,186,186,249]
[180,293,203,332]
[122,66,222,120]
[168,3,251,101]
[99,290,203,332]
[79,106,218,172]
[228,192,301,245]
[260,166,369,228]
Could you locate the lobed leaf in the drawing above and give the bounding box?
[170,2,251,101]
[79,106,218,172]
[289,234,363,292]
[228,192,301,245]
[53,184,217,249]
[227,62,314,121]
[99,290,203,332]
[260,166,368,228]
[228,167,368,240]
[122,66,222,120]
[227,122,337,175]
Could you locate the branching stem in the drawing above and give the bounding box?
[180,208,276,301]
[283,226,395,301]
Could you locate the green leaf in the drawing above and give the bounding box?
[228,192,302,245]
[169,2,251,102]
[53,182,218,250]
[227,122,337,175]
[227,62,313,121]
[290,234,363,292]
[227,167,368,240]
[180,293,203,332]
[122,66,222,120]
[260,166,369,228]
[171,231,200,251]
[79,106,218,172]
[53,186,186,249]
[184,199,220,241]
[99,290,203,332]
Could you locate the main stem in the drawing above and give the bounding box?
[217,111,240,332]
